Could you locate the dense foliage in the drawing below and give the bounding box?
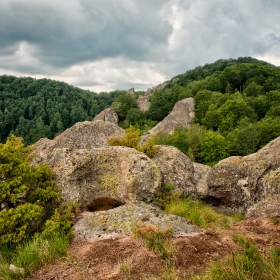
[108,125,159,158]
[146,58,280,165]
[0,136,73,245]
[0,75,124,144]
[1,57,280,165]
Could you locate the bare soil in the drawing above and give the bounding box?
[27,218,280,280]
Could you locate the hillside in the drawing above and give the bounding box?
[1,57,280,166]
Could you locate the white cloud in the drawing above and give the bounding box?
[0,0,280,91]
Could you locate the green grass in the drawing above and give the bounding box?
[0,233,69,279]
[192,237,280,280]
[133,224,176,265]
[163,196,243,230]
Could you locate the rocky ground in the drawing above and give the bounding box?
[27,218,280,280]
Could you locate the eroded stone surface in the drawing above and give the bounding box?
[34,146,162,205]
[93,108,119,124]
[207,136,280,212]
[34,120,124,152]
[152,145,196,197]
[142,97,195,142]
[245,194,280,219]
[73,202,199,242]
[193,162,211,199]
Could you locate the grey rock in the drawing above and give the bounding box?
[207,136,280,212]
[93,108,119,124]
[193,162,211,199]
[34,146,162,205]
[152,145,196,197]
[73,202,199,242]
[34,120,124,151]
[245,194,280,219]
[142,97,195,142]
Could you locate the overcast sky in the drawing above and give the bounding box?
[0,0,279,92]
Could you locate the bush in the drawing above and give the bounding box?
[108,125,159,158]
[0,135,67,245]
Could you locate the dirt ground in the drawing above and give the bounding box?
[27,218,280,280]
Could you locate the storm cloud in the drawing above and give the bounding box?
[0,0,279,92]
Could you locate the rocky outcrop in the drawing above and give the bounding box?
[34,120,124,152]
[193,163,211,199]
[207,136,280,212]
[245,195,280,219]
[93,108,119,124]
[137,95,150,111]
[152,145,196,197]
[142,97,195,141]
[34,146,162,205]
[73,202,199,242]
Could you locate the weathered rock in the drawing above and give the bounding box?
[34,120,124,151]
[207,136,280,212]
[73,202,199,242]
[9,264,24,274]
[245,194,280,219]
[152,145,196,197]
[93,108,119,124]
[137,95,150,111]
[34,146,162,205]
[142,97,195,142]
[193,162,211,199]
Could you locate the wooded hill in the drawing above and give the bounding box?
[1,57,280,165]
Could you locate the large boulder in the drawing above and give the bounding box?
[245,194,280,219]
[152,145,196,197]
[193,162,211,199]
[93,108,119,124]
[73,202,199,242]
[34,146,162,205]
[207,136,280,212]
[142,97,195,142]
[34,120,124,152]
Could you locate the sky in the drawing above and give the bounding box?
[0,0,280,93]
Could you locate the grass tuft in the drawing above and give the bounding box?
[133,224,176,265]
[163,196,243,230]
[0,233,69,279]
[192,237,280,280]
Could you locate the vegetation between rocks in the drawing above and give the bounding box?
[108,125,159,158]
[192,236,280,280]
[0,136,74,279]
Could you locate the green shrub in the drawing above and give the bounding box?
[0,135,61,245]
[108,125,159,158]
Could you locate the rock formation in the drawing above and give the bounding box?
[34,120,124,152]
[193,162,211,199]
[93,108,119,124]
[73,202,199,242]
[137,95,150,111]
[207,136,280,212]
[152,145,196,197]
[141,97,195,142]
[245,195,280,219]
[34,146,162,205]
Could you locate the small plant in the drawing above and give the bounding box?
[192,237,280,280]
[119,258,132,278]
[133,224,175,263]
[108,125,159,158]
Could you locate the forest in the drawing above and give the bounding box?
[1,57,280,165]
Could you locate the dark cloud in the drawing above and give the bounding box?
[0,0,279,92]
